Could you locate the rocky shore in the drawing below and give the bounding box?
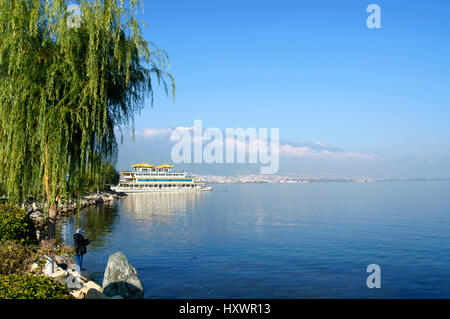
[19,190,140,299]
[22,190,127,238]
[40,251,143,299]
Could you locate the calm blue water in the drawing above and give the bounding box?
[57,181,450,298]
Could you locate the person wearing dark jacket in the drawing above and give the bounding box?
[73,228,90,273]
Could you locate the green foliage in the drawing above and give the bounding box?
[0,205,37,245]
[85,157,121,192]
[0,274,72,299]
[38,239,75,260]
[0,239,75,276]
[0,0,174,229]
[0,240,39,275]
[103,162,121,187]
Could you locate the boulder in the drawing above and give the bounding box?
[78,280,102,298]
[86,288,124,299]
[104,196,114,202]
[70,290,86,299]
[85,288,106,299]
[50,269,68,278]
[82,280,103,292]
[54,255,70,264]
[30,211,41,218]
[67,264,77,273]
[102,251,144,299]
[54,255,73,270]
[30,211,44,223]
[29,262,40,273]
[66,274,84,290]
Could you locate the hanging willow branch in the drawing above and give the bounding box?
[0,0,174,237]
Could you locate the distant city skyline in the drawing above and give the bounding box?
[117,0,450,178]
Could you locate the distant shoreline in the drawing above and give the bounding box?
[197,176,450,184]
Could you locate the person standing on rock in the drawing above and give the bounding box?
[73,228,90,273]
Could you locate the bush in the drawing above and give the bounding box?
[0,241,40,275]
[0,240,75,276]
[0,204,37,244]
[39,239,75,260]
[0,274,72,299]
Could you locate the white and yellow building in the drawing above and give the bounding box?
[111,163,212,193]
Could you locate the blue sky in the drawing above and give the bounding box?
[116,0,450,177]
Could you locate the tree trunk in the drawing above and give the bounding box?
[43,147,59,240]
[47,202,57,240]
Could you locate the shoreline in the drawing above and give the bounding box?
[23,190,135,299]
[22,190,127,238]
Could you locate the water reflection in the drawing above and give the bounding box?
[122,192,206,223]
[57,192,206,248]
[57,202,121,249]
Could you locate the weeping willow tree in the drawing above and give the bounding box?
[0,0,174,238]
[84,156,120,192]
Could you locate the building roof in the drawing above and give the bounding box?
[155,164,174,169]
[131,163,174,169]
[131,163,154,168]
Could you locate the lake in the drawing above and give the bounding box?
[57,181,450,298]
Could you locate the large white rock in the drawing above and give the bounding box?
[102,251,144,299]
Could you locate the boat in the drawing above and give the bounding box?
[111,163,212,193]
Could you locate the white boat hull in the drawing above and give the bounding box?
[111,186,212,193]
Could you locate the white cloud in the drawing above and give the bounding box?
[137,126,195,140]
[279,143,377,160]
[135,126,377,160]
[138,128,172,138]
